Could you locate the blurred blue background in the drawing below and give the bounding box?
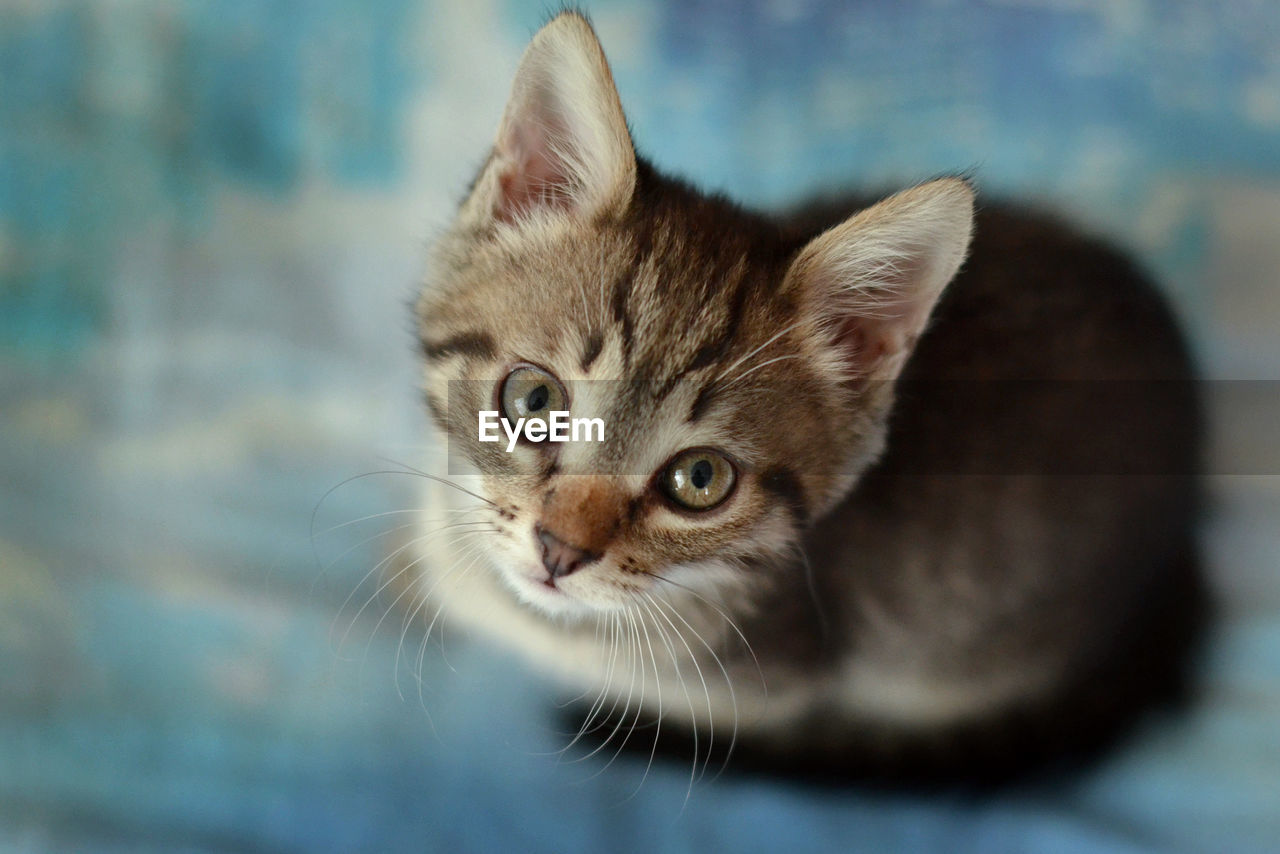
[2,1,1279,851]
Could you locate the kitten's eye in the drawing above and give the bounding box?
[500,364,567,425]
[660,449,736,511]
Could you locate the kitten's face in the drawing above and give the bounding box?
[420,195,855,617]
[416,14,972,619]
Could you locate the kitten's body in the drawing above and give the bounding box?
[709,200,1205,780]
[411,14,1204,784]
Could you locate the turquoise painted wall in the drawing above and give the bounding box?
[2,2,1279,851]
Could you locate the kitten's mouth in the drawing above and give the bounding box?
[510,568,569,601]
[503,566,607,618]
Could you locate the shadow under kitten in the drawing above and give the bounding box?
[559,533,1209,792]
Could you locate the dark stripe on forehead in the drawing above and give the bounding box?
[672,261,757,385]
[610,270,635,365]
[629,260,758,418]
[688,384,716,423]
[760,466,808,526]
[612,216,658,368]
[420,331,496,362]
[580,331,604,373]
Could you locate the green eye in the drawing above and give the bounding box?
[500,364,567,424]
[660,449,736,511]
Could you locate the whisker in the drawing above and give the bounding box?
[396,534,490,698]
[612,594,685,803]
[793,542,829,642]
[413,553,485,724]
[310,467,495,613]
[579,607,642,768]
[331,531,434,658]
[354,559,420,694]
[554,611,607,710]
[576,261,594,336]
[394,579,434,701]
[649,573,766,696]
[361,527,495,685]
[308,519,422,602]
[332,522,492,662]
[372,458,496,507]
[310,469,483,561]
[649,592,741,784]
[413,545,484,718]
[556,611,622,757]
[713,320,804,388]
[597,242,607,333]
[642,593,706,801]
[631,598,666,796]
[311,505,484,540]
[720,353,803,389]
[419,536,491,675]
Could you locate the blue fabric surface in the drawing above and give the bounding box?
[2,1,1279,851]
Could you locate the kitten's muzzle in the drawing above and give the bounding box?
[537,526,600,580]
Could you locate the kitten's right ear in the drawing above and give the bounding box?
[463,12,637,226]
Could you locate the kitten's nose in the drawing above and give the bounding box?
[537,527,600,580]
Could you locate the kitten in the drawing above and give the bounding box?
[411,12,1206,785]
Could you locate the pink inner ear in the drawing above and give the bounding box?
[834,316,886,376]
[832,311,921,380]
[493,103,577,224]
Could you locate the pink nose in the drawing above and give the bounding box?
[537,527,600,579]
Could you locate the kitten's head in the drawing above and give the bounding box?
[418,13,972,618]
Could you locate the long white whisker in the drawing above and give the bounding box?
[713,320,803,387]
[650,592,741,783]
[632,597,666,796]
[398,534,490,698]
[560,611,621,755]
[394,586,433,701]
[372,459,496,507]
[312,505,486,539]
[597,242,607,333]
[581,606,642,768]
[364,528,494,682]
[332,530,438,658]
[643,593,707,801]
[328,518,484,631]
[650,573,766,696]
[575,263,593,335]
[309,519,422,602]
[637,594,706,804]
[415,555,487,725]
[419,537,491,675]
[720,353,803,390]
[555,611,607,710]
[331,521,492,657]
[309,469,494,583]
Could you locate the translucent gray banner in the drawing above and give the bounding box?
[436,379,1277,476]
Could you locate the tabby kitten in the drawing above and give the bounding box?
[412,12,1205,784]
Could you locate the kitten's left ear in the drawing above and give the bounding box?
[786,178,975,382]
[467,12,637,225]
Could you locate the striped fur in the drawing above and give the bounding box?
[408,12,1206,784]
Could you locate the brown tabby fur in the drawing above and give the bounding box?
[409,12,1206,786]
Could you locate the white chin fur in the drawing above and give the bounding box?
[500,567,596,619]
